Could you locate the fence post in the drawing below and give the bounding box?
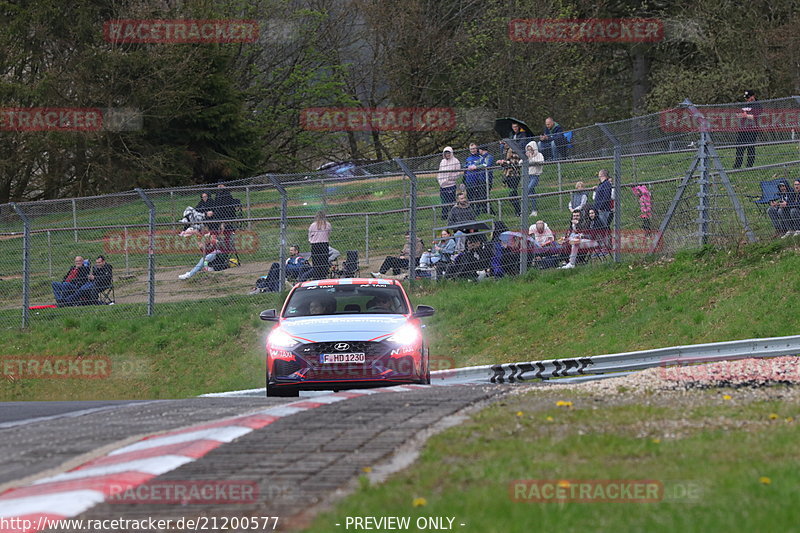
[10,203,30,327]
[72,198,78,243]
[245,185,252,230]
[124,226,130,276]
[135,189,156,316]
[507,139,529,275]
[47,230,52,278]
[365,213,370,266]
[267,175,287,290]
[598,122,622,262]
[395,158,418,289]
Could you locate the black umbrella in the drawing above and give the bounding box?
[494,117,534,139]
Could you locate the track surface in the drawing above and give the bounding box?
[0,385,507,531]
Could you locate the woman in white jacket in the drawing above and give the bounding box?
[437,147,461,220]
[525,141,544,217]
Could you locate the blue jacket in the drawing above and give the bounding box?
[595,179,613,211]
[476,152,495,187]
[463,153,483,185]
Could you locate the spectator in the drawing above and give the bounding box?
[528,220,555,246]
[373,232,424,277]
[212,184,239,228]
[630,184,653,232]
[586,207,611,248]
[61,255,113,306]
[420,230,456,269]
[497,148,522,216]
[308,210,332,279]
[463,143,485,214]
[474,145,495,214]
[447,191,478,232]
[539,117,566,161]
[559,210,598,269]
[52,256,89,305]
[789,180,800,237]
[444,234,492,280]
[768,180,793,238]
[733,90,761,169]
[525,141,544,217]
[569,181,589,215]
[509,121,533,143]
[437,147,461,220]
[594,169,614,227]
[196,192,213,213]
[286,244,312,281]
[179,226,220,279]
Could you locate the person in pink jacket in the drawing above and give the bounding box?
[630,184,652,232]
[438,146,461,220]
[308,210,332,279]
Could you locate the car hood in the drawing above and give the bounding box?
[278,315,409,343]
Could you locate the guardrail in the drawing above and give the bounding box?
[431,334,800,384]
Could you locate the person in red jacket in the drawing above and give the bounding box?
[52,256,89,305]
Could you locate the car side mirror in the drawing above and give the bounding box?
[412,305,435,318]
[259,309,279,322]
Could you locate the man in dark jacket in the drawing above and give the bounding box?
[61,255,114,306]
[594,169,614,228]
[447,191,478,232]
[539,117,567,161]
[445,235,492,280]
[52,256,90,305]
[733,90,761,169]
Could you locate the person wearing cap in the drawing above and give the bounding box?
[733,90,761,169]
[437,147,461,220]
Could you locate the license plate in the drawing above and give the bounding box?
[320,352,366,364]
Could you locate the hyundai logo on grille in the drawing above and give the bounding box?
[334,343,350,351]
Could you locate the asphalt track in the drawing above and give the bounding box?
[0,384,510,531]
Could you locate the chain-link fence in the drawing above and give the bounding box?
[3,97,800,328]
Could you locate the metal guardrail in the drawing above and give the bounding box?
[431,334,800,384]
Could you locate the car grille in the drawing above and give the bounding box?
[293,341,395,380]
[293,341,389,359]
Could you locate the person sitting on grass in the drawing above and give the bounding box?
[60,255,114,306]
[179,226,220,280]
[373,232,424,277]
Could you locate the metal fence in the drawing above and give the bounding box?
[2,96,800,328]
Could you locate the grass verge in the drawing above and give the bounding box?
[305,386,800,532]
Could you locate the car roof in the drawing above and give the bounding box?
[296,278,402,288]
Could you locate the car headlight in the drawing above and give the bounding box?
[385,324,421,345]
[268,329,299,348]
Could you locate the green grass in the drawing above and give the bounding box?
[305,388,800,533]
[3,238,800,401]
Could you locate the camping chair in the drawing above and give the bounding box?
[97,284,115,305]
[745,178,790,224]
[341,250,360,277]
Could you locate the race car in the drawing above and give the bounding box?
[259,278,435,397]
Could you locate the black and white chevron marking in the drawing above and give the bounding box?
[490,357,594,383]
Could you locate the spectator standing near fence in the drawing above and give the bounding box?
[630,184,652,232]
[497,148,522,216]
[308,210,332,279]
[437,147,461,220]
[733,90,761,169]
[463,143,485,214]
[594,169,614,228]
[475,146,495,214]
[525,141,544,217]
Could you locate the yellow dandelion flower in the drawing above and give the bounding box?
[786,416,794,423]
[759,477,771,485]
[556,400,573,407]
[557,480,571,488]
[361,466,372,473]
[516,411,524,417]
[722,394,732,400]
[412,497,427,507]
[546,416,554,422]
[651,438,661,444]
[769,413,779,420]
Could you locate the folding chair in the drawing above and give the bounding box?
[97,284,115,305]
[746,178,786,206]
[341,250,360,277]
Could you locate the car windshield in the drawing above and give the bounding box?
[283,284,408,317]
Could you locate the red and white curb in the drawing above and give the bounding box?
[0,385,429,533]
